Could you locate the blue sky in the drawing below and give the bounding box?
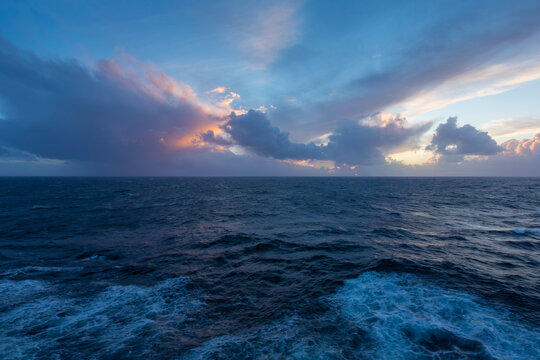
[1,0,539,175]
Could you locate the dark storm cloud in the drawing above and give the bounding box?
[210,110,431,166]
[200,130,234,146]
[0,36,215,169]
[426,117,501,162]
[220,110,324,160]
[323,118,432,165]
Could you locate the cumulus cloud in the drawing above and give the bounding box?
[200,130,234,147]
[323,115,431,165]
[206,110,431,166]
[501,133,540,156]
[419,133,540,176]
[426,117,501,162]
[0,36,221,171]
[208,110,323,160]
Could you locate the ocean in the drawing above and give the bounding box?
[0,177,539,359]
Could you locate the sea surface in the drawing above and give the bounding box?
[0,177,539,360]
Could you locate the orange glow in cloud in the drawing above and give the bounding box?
[98,51,253,151]
[502,133,540,155]
[280,159,335,169]
[206,87,227,94]
[171,122,227,149]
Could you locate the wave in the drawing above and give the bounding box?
[183,272,539,360]
[512,229,540,235]
[332,272,539,359]
[30,205,57,210]
[0,279,50,309]
[1,266,83,277]
[0,277,202,360]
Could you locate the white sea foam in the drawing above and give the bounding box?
[81,254,107,261]
[0,277,202,360]
[30,205,57,210]
[182,316,345,360]
[331,272,540,359]
[0,279,50,306]
[3,271,538,359]
[183,272,540,360]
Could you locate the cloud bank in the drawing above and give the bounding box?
[205,111,431,166]
[1,34,539,176]
[0,36,227,173]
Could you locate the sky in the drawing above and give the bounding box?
[0,0,539,176]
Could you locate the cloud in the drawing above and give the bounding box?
[0,36,223,172]
[391,60,540,116]
[207,87,227,94]
[323,114,432,166]
[420,133,540,176]
[426,117,501,162]
[200,130,234,147]
[207,110,431,166]
[0,37,431,174]
[241,3,302,66]
[0,146,39,161]
[482,116,540,139]
[501,133,540,156]
[216,110,323,160]
[313,2,540,123]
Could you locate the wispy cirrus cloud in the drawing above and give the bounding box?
[306,2,540,126]
[390,59,540,116]
[481,117,540,139]
[236,2,303,67]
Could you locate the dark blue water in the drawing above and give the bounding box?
[1,177,539,359]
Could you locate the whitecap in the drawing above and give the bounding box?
[181,316,347,360]
[331,271,540,360]
[0,279,50,306]
[183,272,539,360]
[30,205,55,210]
[512,229,540,235]
[0,277,202,360]
[81,254,107,261]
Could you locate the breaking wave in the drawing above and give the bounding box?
[0,276,202,360]
[183,272,540,359]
